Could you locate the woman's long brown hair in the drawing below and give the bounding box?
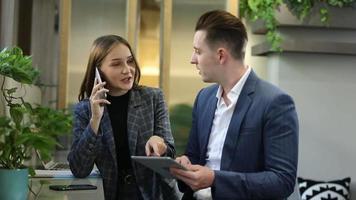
[78,35,141,101]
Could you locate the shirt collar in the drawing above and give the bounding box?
[216,66,251,106]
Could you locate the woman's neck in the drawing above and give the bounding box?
[108,88,129,96]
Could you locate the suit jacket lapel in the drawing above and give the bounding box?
[220,70,258,169]
[127,89,142,156]
[200,91,218,164]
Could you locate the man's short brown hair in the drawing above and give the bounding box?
[195,10,248,60]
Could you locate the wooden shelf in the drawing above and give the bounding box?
[251,40,356,56]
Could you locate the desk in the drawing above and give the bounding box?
[28,177,104,200]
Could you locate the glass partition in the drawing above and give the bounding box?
[138,0,160,87]
[67,0,127,106]
[169,0,226,106]
[169,0,226,154]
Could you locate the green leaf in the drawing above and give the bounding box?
[28,167,36,177]
[319,7,329,25]
[23,102,33,112]
[0,46,39,84]
[0,116,11,128]
[9,106,24,126]
[6,87,17,95]
[248,0,260,12]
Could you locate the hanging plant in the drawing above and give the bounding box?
[239,0,356,51]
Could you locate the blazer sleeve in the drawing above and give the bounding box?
[153,89,176,158]
[67,101,101,178]
[212,93,299,199]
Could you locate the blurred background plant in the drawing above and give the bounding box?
[169,104,193,155]
[0,46,72,174]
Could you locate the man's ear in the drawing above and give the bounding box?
[217,48,228,64]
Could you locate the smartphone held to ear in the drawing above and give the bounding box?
[95,67,107,98]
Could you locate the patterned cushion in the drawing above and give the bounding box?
[298,177,351,200]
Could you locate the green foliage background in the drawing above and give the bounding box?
[170,104,193,156]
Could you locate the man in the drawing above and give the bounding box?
[170,10,299,200]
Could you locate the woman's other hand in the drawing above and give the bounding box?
[145,136,167,156]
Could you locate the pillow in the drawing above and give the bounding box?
[298,177,351,200]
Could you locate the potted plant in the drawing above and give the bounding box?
[239,0,356,50]
[0,46,72,200]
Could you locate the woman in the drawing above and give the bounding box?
[68,35,179,200]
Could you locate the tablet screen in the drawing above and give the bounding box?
[131,156,187,179]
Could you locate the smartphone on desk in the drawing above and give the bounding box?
[95,67,107,98]
[49,184,97,191]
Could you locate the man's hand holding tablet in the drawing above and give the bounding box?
[170,155,215,191]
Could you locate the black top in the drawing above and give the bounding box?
[106,92,132,171]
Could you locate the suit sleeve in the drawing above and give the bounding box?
[212,94,299,199]
[67,102,101,178]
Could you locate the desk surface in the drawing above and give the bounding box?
[28,177,104,200]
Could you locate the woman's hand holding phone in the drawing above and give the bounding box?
[90,70,110,134]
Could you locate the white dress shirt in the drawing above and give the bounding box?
[205,66,251,170]
[194,66,251,200]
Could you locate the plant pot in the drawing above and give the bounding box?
[0,168,29,200]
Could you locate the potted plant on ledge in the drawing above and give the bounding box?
[0,47,72,200]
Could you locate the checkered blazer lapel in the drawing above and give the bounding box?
[127,89,143,156]
[99,89,143,168]
[101,106,118,168]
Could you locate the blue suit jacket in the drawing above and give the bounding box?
[68,87,179,200]
[183,71,299,199]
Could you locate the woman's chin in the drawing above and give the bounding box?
[123,83,134,90]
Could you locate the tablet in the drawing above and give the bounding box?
[131,156,187,179]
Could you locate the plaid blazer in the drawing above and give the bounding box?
[68,86,179,200]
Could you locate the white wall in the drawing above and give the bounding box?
[269,53,356,198]
[257,5,356,198]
